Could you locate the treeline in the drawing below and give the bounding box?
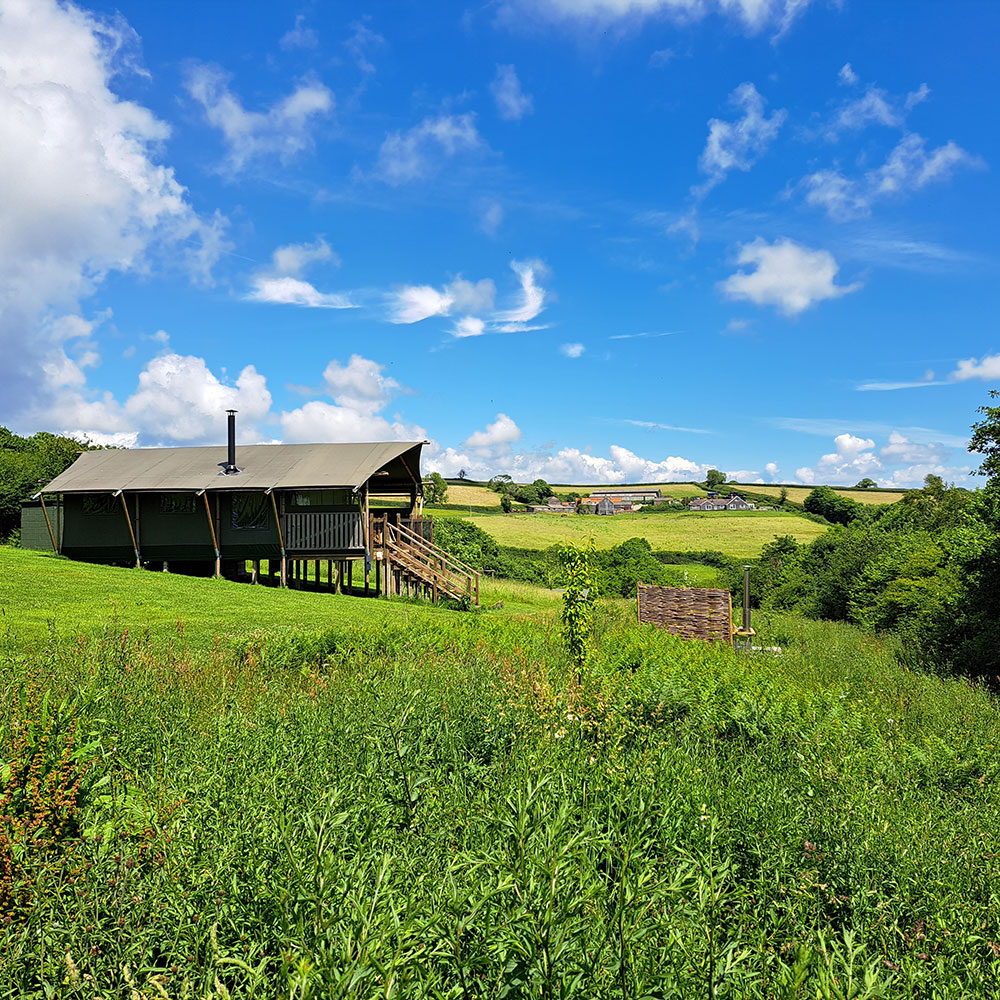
[0,427,100,539]
[735,475,1000,677]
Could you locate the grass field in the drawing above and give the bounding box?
[0,549,558,650]
[757,484,906,505]
[3,550,1000,996]
[468,509,828,558]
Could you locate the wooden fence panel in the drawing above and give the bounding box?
[637,583,733,644]
[284,512,364,552]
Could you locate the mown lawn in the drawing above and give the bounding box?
[0,549,559,651]
[467,509,828,557]
[2,550,1000,997]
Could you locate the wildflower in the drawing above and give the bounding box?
[554,728,566,739]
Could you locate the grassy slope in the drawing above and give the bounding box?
[0,549,558,650]
[3,551,1000,995]
[466,509,828,557]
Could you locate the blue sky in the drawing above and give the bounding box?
[2,0,997,486]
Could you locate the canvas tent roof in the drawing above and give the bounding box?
[42,442,425,494]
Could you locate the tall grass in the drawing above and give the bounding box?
[2,601,1000,997]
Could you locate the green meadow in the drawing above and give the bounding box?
[465,510,829,558]
[2,548,1000,997]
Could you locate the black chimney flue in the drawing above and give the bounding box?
[219,409,239,475]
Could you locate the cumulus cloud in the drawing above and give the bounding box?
[560,342,586,358]
[464,413,522,450]
[185,64,333,171]
[951,353,1000,382]
[375,114,483,185]
[695,82,785,196]
[764,461,780,480]
[719,238,861,316]
[124,353,273,444]
[491,64,534,121]
[0,0,226,431]
[246,238,353,309]
[280,355,424,444]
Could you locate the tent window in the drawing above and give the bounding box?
[82,495,117,515]
[160,494,196,515]
[231,493,270,531]
[291,490,352,508]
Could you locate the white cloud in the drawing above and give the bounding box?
[375,114,483,185]
[828,86,903,137]
[764,461,780,480]
[491,64,534,121]
[872,133,983,196]
[498,0,814,34]
[719,238,861,316]
[280,14,318,50]
[479,200,504,236]
[804,131,982,221]
[880,431,947,466]
[271,238,338,276]
[389,276,496,324]
[280,354,423,444]
[951,353,1000,382]
[125,353,273,444]
[245,238,353,309]
[0,0,225,430]
[452,316,487,338]
[795,431,882,486]
[185,64,333,171]
[495,260,546,327]
[560,342,586,358]
[464,413,522,449]
[247,276,353,309]
[695,82,785,196]
[838,63,858,86]
[623,419,711,434]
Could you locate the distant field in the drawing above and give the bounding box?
[440,482,501,509]
[761,485,905,506]
[468,510,828,558]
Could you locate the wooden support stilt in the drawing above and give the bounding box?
[119,492,141,568]
[38,494,58,553]
[252,559,259,584]
[267,491,287,588]
[347,560,353,595]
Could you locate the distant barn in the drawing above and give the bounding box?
[26,416,478,604]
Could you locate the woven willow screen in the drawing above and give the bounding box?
[636,583,734,644]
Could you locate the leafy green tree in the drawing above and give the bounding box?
[969,389,1000,482]
[422,472,449,505]
[0,427,101,539]
[778,487,789,505]
[500,493,513,513]
[803,486,863,526]
[855,478,877,489]
[705,469,726,490]
[487,474,513,494]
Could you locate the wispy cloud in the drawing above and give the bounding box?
[609,330,677,340]
[768,416,968,449]
[622,419,712,434]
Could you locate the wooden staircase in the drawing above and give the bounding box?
[375,517,480,605]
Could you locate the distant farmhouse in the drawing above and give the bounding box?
[689,494,756,511]
[588,488,667,505]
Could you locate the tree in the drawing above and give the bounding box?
[488,474,513,494]
[500,493,513,513]
[855,478,877,489]
[705,469,726,490]
[778,487,789,505]
[969,390,1000,484]
[422,472,449,505]
[458,469,466,480]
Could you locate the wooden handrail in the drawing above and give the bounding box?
[390,520,479,579]
[388,527,473,589]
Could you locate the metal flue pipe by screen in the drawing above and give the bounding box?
[219,410,239,475]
